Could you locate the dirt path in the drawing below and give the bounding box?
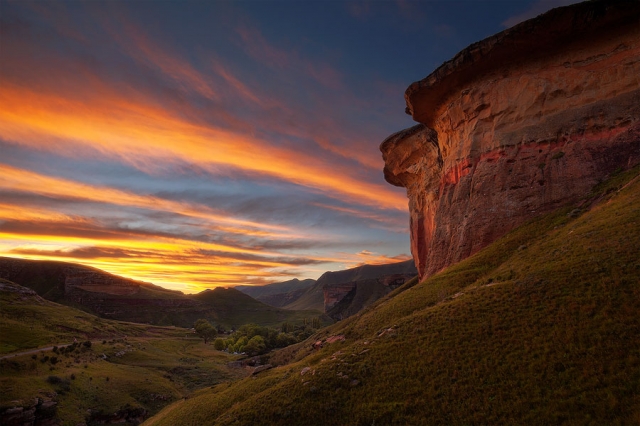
[0,343,75,360]
[0,336,199,361]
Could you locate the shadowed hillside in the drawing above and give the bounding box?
[236,278,316,308]
[236,278,316,299]
[283,260,417,312]
[146,166,640,425]
[0,258,328,329]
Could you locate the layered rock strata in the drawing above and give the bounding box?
[381,0,640,279]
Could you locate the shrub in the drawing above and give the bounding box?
[46,375,62,384]
[213,338,225,351]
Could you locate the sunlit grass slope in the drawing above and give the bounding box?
[0,279,167,354]
[149,167,640,425]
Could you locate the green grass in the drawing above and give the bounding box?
[0,336,247,425]
[0,281,248,425]
[0,280,172,354]
[148,166,640,425]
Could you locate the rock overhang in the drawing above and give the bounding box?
[404,0,640,127]
[381,0,640,280]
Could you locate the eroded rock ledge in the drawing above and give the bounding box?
[381,0,640,279]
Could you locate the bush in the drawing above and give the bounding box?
[46,375,62,384]
[213,338,225,351]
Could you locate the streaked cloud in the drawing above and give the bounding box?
[2,0,480,292]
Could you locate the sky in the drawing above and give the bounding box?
[0,0,579,293]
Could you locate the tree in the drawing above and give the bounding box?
[213,338,225,351]
[194,319,217,344]
[243,335,266,356]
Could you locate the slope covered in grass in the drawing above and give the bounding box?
[148,167,640,425]
[0,281,247,425]
[0,279,169,354]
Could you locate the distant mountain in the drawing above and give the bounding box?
[0,257,327,329]
[192,287,328,329]
[236,278,316,299]
[283,260,417,315]
[253,287,310,308]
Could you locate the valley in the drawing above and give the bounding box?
[1,1,639,425]
[145,164,640,425]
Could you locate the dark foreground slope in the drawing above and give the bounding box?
[148,167,640,425]
[0,258,325,329]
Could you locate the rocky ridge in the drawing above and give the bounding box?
[381,0,640,279]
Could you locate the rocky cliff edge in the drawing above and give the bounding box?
[381,0,640,279]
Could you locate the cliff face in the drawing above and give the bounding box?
[381,0,640,279]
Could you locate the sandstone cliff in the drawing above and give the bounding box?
[381,0,640,279]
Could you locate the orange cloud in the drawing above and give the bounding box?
[0,164,293,238]
[0,84,406,211]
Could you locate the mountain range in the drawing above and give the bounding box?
[0,257,326,329]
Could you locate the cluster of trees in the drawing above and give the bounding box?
[193,318,323,356]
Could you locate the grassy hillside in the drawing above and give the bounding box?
[0,279,168,354]
[0,258,326,330]
[147,167,640,425]
[0,281,247,425]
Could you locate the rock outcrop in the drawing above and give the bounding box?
[381,0,640,279]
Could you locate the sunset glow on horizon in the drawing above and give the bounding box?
[0,0,565,292]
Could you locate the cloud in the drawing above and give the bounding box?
[0,84,405,211]
[0,2,414,292]
[347,1,372,20]
[0,164,294,237]
[352,250,412,266]
[11,246,139,259]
